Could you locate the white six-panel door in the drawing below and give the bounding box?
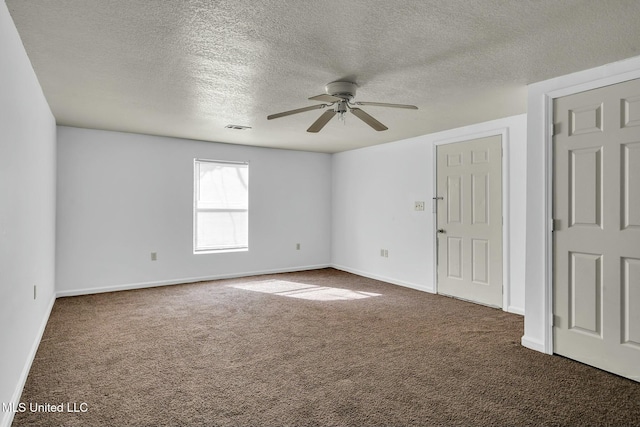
[553,78,640,382]
[436,136,503,308]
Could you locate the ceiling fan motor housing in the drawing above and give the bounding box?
[325,81,357,100]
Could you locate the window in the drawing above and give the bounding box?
[194,159,249,253]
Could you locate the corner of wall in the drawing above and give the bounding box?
[0,296,56,427]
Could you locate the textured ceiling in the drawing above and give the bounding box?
[7,0,640,153]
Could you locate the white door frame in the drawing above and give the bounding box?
[433,128,510,311]
[524,56,640,355]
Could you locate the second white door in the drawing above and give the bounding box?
[552,78,640,382]
[436,136,503,308]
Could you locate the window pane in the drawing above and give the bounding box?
[197,163,248,209]
[196,211,248,250]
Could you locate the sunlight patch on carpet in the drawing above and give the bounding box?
[229,280,381,301]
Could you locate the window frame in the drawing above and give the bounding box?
[193,158,249,254]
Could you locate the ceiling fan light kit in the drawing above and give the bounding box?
[267,81,418,133]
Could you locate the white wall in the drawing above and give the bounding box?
[55,127,332,294]
[0,2,57,427]
[332,114,527,314]
[332,135,433,291]
[523,54,640,353]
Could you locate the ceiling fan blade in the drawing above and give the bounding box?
[307,110,337,133]
[267,104,327,120]
[309,94,342,103]
[350,108,388,131]
[354,101,418,110]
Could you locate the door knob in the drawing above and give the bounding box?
[437,229,446,234]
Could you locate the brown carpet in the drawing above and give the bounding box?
[13,268,640,426]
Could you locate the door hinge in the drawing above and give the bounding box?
[432,196,443,214]
[551,219,560,232]
[552,123,560,136]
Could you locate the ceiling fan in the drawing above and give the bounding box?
[267,81,418,133]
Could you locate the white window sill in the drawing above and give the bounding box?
[194,247,248,255]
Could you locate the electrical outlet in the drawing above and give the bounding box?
[151,252,157,261]
[296,243,301,250]
[414,201,425,211]
[384,249,389,258]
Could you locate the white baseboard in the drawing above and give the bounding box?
[507,306,525,316]
[332,266,528,316]
[521,335,546,353]
[1,295,56,427]
[331,264,435,294]
[56,264,332,297]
